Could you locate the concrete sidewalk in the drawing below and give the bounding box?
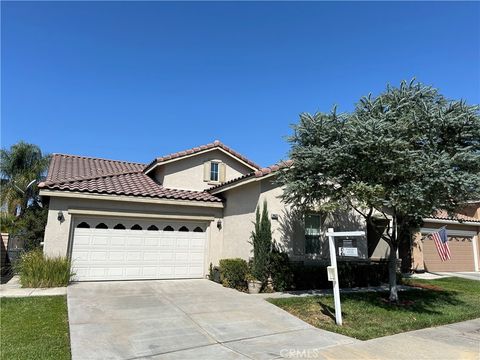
[311,319,480,360]
[433,272,480,281]
[0,275,66,297]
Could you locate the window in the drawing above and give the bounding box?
[163,225,174,231]
[179,226,189,232]
[147,225,159,231]
[131,224,142,230]
[77,222,90,228]
[305,214,321,254]
[95,223,108,229]
[210,162,219,182]
[193,226,204,232]
[204,161,225,182]
[114,224,126,230]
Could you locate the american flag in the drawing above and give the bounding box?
[431,227,451,261]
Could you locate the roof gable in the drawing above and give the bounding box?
[144,140,260,174]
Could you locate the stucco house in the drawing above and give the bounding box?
[39,140,478,281]
[40,140,383,281]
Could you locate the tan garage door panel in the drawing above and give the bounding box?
[423,236,474,272]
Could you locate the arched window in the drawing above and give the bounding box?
[131,224,142,230]
[163,225,174,231]
[113,224,126,230]
[77,222,90,228]
[147,225,159,231]
[95,223,108,229]
[179,226,189,232]
[193,226,204,233]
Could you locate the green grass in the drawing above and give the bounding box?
[0,296,71,360]
[268,277,480,340]
[16,249,74,288]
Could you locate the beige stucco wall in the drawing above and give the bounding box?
[370,238,390,260]
[43,195,224,274]
[151,150,254,191]
[220,178,298,261]
[221,181,261,260]
[220,178,370,264]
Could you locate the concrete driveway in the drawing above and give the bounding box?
[67,279,356,359]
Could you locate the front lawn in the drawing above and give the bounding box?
[0,296,71,360]
[268,277,480,340]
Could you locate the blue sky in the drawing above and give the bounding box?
[2,1,479,166]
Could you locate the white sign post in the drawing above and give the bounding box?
[326,228,365,326]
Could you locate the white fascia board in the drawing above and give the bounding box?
[39,189,224,208]
[144,147,259,175]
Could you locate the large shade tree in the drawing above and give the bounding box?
[279,80,480,302]
[0,141,50,217]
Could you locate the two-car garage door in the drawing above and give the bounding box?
[71,217,207,281]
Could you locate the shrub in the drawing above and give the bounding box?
[268,251,293,291]
[291,263,329,290]
[15,249,74,288]
[337,261,390,288]
[290,261,391,290]
[249,200,272,282]
[219,258,248,291]
[8,205,48,251]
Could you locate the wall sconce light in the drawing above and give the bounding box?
[57,211,64,222]
[217,219,222,230]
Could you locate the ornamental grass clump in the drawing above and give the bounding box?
[16,249,74,288]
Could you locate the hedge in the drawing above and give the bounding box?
[218,258,248,291]
[216,256,393,292]
[291,261,391,290]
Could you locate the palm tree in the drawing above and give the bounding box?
[0,142,50,216]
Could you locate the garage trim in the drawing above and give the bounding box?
[472,236,479,271]
[68,208,215,222]
[68,216,210,281]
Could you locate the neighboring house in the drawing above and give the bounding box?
[40,140,384,281]
[411,203,480,273]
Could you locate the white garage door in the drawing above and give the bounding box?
[71,217,207,281]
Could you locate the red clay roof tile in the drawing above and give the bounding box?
[39,154,222,203]
[427,209,480,223]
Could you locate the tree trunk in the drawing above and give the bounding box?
[388,212,399,303]
[388,242,399,303]
[398,223,412,273]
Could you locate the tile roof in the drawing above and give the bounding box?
[208,160,293,193]
[39,154,222,203]
[144,140,261,173]
[426,210,480,223]
[44,154,145,183]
